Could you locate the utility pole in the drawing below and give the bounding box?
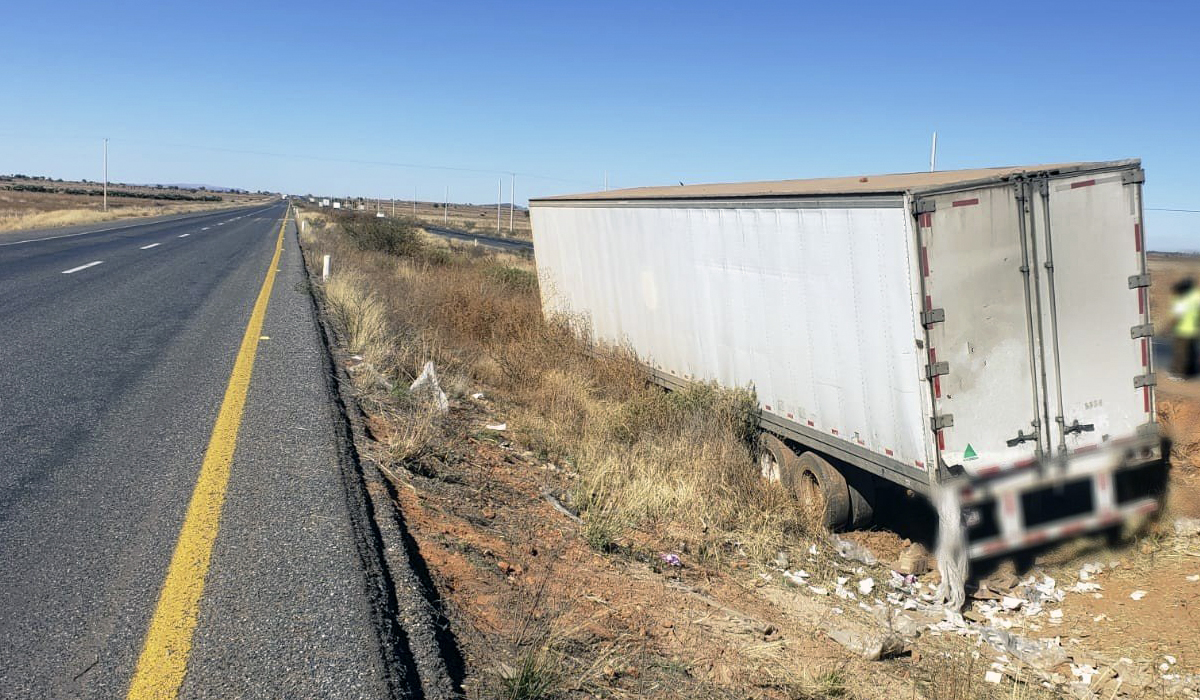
[930,132,938,172]
[509,173,515,234]
[444,185,448,224]
[496,176,502,235]
[413,186,417,215]
[103,138,109,212]
[391,198,395,216]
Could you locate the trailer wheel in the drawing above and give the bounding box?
[785,452,851,531]
[758,433,792,483]
[844,468,876,529]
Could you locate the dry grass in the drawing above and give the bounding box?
[0,202,239,233]
[322,271,392,363]
[298,206,818,568]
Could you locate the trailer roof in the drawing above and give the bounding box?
[531,159,1140,203]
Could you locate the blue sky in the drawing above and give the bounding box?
[2,0,1197,249]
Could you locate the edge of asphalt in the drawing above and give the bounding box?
[294,209,464,699]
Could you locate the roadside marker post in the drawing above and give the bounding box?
[322,255,331,281]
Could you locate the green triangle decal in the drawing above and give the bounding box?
[963,443,978,460]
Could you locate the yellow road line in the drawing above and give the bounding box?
[127,210,289,699]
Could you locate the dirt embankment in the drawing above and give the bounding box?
[302,211,1200,699]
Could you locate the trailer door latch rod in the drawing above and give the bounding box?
[1006,429,1038,447]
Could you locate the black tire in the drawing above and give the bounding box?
[780,451,850,531]
[844,466,876,529]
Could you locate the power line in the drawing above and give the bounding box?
[0,130,601,189]
[1147,208,1200,214]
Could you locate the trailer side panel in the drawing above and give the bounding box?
[531,203,930,472]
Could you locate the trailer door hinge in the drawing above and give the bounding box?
[1122,169,1146,185]
[925,361,949,379]
[913,198,937,214]
[1130,323,1154,339]
[1128,273,1151,289]
[921,308,945,326]
[932,414,955,431]
[1134,373,1157,389]
[1036,179,1049,196]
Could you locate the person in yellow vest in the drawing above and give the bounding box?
[1171,277,1200,378]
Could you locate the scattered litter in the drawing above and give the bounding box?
[831,535,878,565]
[1064,581,1101,593]
[984,670,1003,684]
[351,354,363,361]
[783,570,809,586]
[1165,655,1177,665]
[858,578,875,596]
[894,542,930,576]
[826,626,906,661]
[808,586,829,596]
[485,423,507,431]
[1049,609,1063,624]
[659,553,683,567]
[1092,613,1110,622]
[1130,590,1148,601]
[409,360,449,412]
[471,392,485,399]
[1175,517,1200,537]
[1187,574,1199,582]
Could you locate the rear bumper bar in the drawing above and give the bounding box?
[959,432,1167,560]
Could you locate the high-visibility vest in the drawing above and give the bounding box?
[1174,288,1200,338]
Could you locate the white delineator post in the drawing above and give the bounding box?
[322,255,331,281]
[103,138,109,212]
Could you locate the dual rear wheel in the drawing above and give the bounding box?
[759,433,874,530]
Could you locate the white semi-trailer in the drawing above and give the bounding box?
[529,160,1166,560]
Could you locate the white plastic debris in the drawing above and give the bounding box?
[1165,655,1177,665]
[1175,517,1200,537]
[1186,574,1199,582]
[471,392,485,399]
[1001,596,1024,610]
[808,586,829,596]
[831,535,878,565]
[409,360,449,412]
[1130,590,1148,601]
[485,423,507,431]
[858,578,875,596]
[984,670,1003,684]
[1049,609,1063,624]
[784,570,810,587]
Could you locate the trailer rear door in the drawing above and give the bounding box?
[916,184,1046,476]
[1030,169,1153,454]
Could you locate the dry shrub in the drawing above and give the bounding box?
[299,209,815,564]
[1158,398,1200,473]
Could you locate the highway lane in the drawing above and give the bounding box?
[422,224,534,254]
[0,204,393,698]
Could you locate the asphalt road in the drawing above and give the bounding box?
[422,224,533,254]
[0,204,393,698]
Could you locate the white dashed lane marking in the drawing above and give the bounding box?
[140,243,161,250]
[62,261,104,274]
